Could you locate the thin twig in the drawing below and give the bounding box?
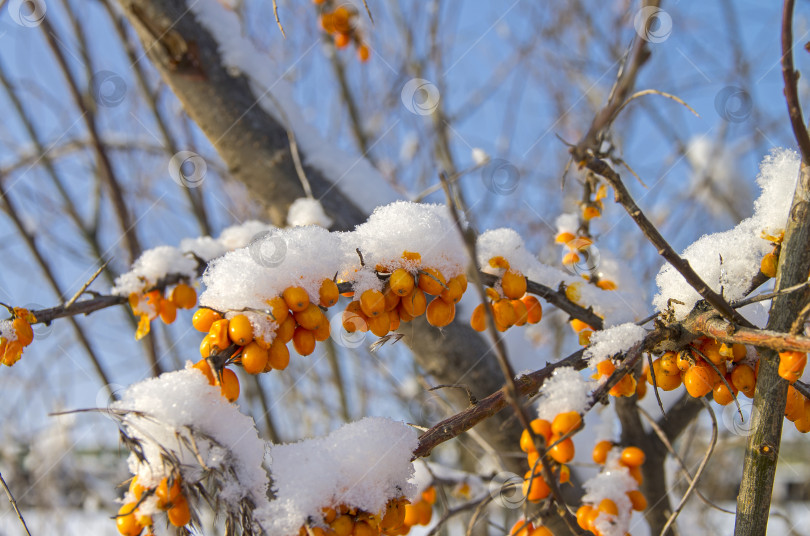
[612,89,699,121]
[272,0,286,38]
[0,472,32,536]
[65,261,109,308]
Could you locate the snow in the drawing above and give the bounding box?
[535,367,593,421]
[262,417,418,535]
[477,228,538,276]
[581,449,638,536]
[187,0,401,214]
[111,246,199,296]
[653,148,799,319]
[555,213,579,235]
[471,148,490,165]
[584,323,647,368]
[112,367,270,517]
[0,320,16,341]
[216,220,276,252]
[287,198,334,228]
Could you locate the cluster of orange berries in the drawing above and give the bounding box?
[779,351,810,432]
[296,492,431,536]
[129,283,197,340]
[575,443,647,536]
[470,257,542,333]
[344,252,467,336]
[593,359,647,399]
[518,411,581,503]
[116,474,190,536]
[314,1,370,62]
[509,519,553,536]
[0,307,35,367]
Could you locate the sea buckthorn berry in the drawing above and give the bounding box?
[596,279,617,291]
[683,363,717,398]
[713,378,736,406]
[156,476,182,507]
[558,464,571,484]
[636,374,648,399]
[116,502,141,536]
[501,269,527,299]
[578,330,593,346]
[521,295,543,324]
[319,279,340,308]
[583,204,601,221]
[562,251,580,266]
[228,314,253,346]
[426,297,455,328]
[170,283,197,309]
[220,368,240,402]
[795,402,810,433]
[510,520,534,536]
[530,526,553,536]
[527,451,540,469]
[158,299,177,324]
[421,487,437,504]
[628,465,643,485]
[522,470,550,502]
[648,357,683,391]
[282,286,310,312]
[598,498,618,516]
[564,282,582,303]
[552,411,582,437]
[193,359,215,385]
[731,363,756,398]
[730,343,747,362]
[241,342,269,374]
[620,446,645,467]
[360,289,385,317]
[334,32,350,48]
[295,303,327,331]
[470,303,488,332]
[343,302,368,333]
[208,319,230,351]
[12,318,33,346]
[389,311,401,332]
[167,495,191,527]
[192,308,221,332]
[276,315,297,343]
[520,418,553,452]
[389,269,415,296]
[493,299,517,327]
[556,231,575,244]
[785,385,804,422]
[778,351,807,384]
[660,351,679,375]
[383,286,401,312]
[596,360,615,378]
[401,288,427,317]
[266,296,290,325]
[592,440,613,464]
[268,340,290,371]
[199,335,213,358]
[489,255,510,269]
[761,251,778,278]
[512,299,529,327]
[627,490,647,511]
[676,349,694,372]
[549,436,575,464]
[313,320,331,341]
[418,268,447,296]
[570,318,591,333]
[576,505,594,530]
[699,339,724,366]
[292,326,316,356]
[357,44,370,62]
[367,311,391,337]
[129,476,144,500]
[330,515,353,536]
[440,276,465,304]
[609,374,637,397]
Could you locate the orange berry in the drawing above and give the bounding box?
[357,44,370,62]
[683,363,717,398]
[266,296,290,324]
[676,349,694,372]
[730,343,747,362]
[294,303,327,331]
[220,368,240,402]
[129,476,144,501]
[648,358,683,391]
[426,297,455,328]
[598,498,618,516]
[576,505,594,530]
[192,308,221,332]
[193,359,215,385]
[521,295,543,324]
[510,519,534,536]
[713,377,736,406]
[158,298,177,324]
[529,526,553,536]
[275,315,297,344]
[527,451,540,469]
[167,495,191,527]
[609,373,637,397]
[319,279,340,308]
[401,288,427,317]
[592,440,613,464]
[596,279,617,291]
[731,363,757,398]
[170,283,197,309]
[501,269,527,299]
[522,470,550,502]
[570,318,591,333]
[760,251,777,278]
[512,299,529,326]
[267,340,290,371]
[282,286,310,312]
[519,418,553,452]
[552,411,582,437]
[470,303,489,332]
[627,489,647,511]
[582,205,601,221]
[292,326,316,356]
[199,335,213,358]
[700,339,725,366]
[343,301,369,333]
[548,436,575,464]
[578,330,593,346]
[208,319,230,351]
[660,351,679,375]
[620,446,645,467]
[421,487,437,505]
[116,502,142,536]
[313,320,331,341]
[241,342,268,374]
[493,299,517,327]
[228,314,254,346]
[383,285,401,311]
[488,255,510,269]
[367,311,391,337]
[628,465,643,485]
[12,318,33,346]
[785,385,804,422]
[562,251,580,266]
[156,476,182,507]
[330,515,353,536]
[596,360,615,378]
[778,351,807,384]
[418,268,447,296]
[389,269,415,296]
[360,289,385,317]
[440,276,465,304]
[389,311,401,331]
[334,32,350,48]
